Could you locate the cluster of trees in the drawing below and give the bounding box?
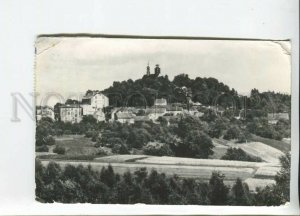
[94,115,214,159]
[246,117,290,141]
[35,153,290,205]
[35,161,248,205]
[102,74,240,107]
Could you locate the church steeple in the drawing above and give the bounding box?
[146,62,150,76]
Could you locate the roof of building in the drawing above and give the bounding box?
[267,113,289,120]
[167,106,183,111]
[116,112,136,119]
[145,108,167,114]
[59,104,82,109]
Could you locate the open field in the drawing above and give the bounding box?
[54,135,97,156]
[133,156,269,168]
[254,166,281,179]
[94,154,148,163]
[232,142,284,163]
[249,134,291,152]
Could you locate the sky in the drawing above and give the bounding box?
[35,37,291,107]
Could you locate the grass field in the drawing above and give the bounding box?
[36,135,107,161]
[237,142,284,163]
[54,135,97,156]
[249,134,291,152]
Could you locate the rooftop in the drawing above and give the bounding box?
[116,112,136,119]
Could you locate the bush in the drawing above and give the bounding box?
[53,145,66,155]
[221,148,262,162]
[36,145,49,152]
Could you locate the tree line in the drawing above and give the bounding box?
[35,153,290,205]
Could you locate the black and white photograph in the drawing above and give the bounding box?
[35,36,292,206]
[0,0,298,215]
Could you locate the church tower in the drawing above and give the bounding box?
[146,62,150,76]
[154,64,160,77]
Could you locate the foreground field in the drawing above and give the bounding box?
[40,154,280,192]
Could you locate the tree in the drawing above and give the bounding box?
[208,172,229,205]
[229,178,252,205]
[255,152,291,206]
[100,165,116,188]
[274,152,290,203]
[223,126,241,140]
[174,130,213,158]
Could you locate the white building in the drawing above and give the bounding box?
[81,91,109,121]
[59,104,82,123]
[93,109,106,122]
[116,111,135,124]
[36,106,55,121]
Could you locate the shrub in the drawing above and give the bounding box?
[221,148,262,162]
[36,145,49,152]
[53,145,66,155]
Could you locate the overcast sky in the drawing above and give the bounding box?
[35,37,291,107]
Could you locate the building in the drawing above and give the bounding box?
[59,104,82,123]
[36,106,55,121]
[81,91,109,115]
[145,107,167,121]
[154,98,167,107]
[93,109,106,122]
[167,106,183,116]
[154,64,161,76]
[267,112,289,124]
[116,111,135,124]
[145,63,161,77]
